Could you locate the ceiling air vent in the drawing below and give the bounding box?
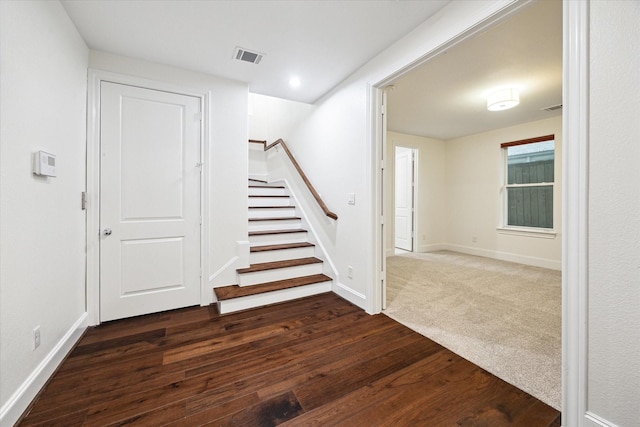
[234,47,264,65]
[541,104,563,112]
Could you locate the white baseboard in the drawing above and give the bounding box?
[388,243,560,270]
[418,243,447,253]
[439,244,561,270]
[585,412,621,427]
[209,255,239,288]
[387,244,446,257]
[0,312,88,427]
[332,281,367,310]
[248,173,268,182]
[208,241,251,297]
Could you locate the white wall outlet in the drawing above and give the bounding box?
[347,265,353,279]
[33,326,41,350]
[472,236,478,243]
[347,193,356,205]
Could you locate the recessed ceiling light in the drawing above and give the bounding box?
[289,77,301,88]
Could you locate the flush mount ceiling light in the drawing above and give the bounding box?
[487,88,520,111]
[289,77,301,88]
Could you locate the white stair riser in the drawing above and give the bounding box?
[248,207,296,219]
[238,263,323,286]
[248,197,292,207]
[249,232,307,245]
[217,281,332,314]
[249,187,287,196]
[250,246,316,264]
[248,219,301,231]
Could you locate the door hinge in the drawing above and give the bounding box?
[81,192,87,210]
[380,159,385,170]
[381,104,387,115]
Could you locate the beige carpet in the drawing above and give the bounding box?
[384,250,561,410]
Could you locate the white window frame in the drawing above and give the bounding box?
[498,135,557,238]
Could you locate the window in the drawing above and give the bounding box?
[502,135,554,229]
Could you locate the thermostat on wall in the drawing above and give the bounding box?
[33,151,57,177]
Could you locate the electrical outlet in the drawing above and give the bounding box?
[472,236,478,243]
[33,326,41,350]
[347,265,353,279]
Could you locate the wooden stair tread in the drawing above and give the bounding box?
[249,195,290,198]
[237,257,322,274]
[248,178,267,183]
[249,228,306,236]
[249,185,285,189]
[249,217,301,222]
[250,242,315,252]
[215,274,332,300]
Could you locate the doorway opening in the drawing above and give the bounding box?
[393,146,417,255]
[372,0,564,411]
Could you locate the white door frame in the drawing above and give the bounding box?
[369,0,589,424]
[86,70,209,326]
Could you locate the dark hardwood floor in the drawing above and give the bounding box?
[18,293,561,426]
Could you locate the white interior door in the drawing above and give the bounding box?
[394,146,414,251]
[100,82,201,322]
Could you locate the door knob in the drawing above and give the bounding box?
[103,228,112,236]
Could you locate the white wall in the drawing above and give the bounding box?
[284,0,514,312]
[288,83,374,307]
[587,1,640,425]
[385,132,447,255]
[249,93,314,144]
[444,116,562,269]
[89,51,249,292]
[248,93,314,182]
[385,117,561,270]
[0,1,88,424]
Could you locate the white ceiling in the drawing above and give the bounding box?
[387,0,562,140]
[61,0,450,104]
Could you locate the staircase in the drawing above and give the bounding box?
[214,179,333,314]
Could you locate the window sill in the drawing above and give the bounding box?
[496,226,557,239]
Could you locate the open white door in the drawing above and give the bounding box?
[394,146,414,251]
[99,82,201,322]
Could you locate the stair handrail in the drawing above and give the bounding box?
[249,139,338,220]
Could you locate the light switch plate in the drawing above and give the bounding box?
[347,193,356,205]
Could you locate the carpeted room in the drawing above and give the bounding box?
[384,250,561,410]
[382,0,563,411]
